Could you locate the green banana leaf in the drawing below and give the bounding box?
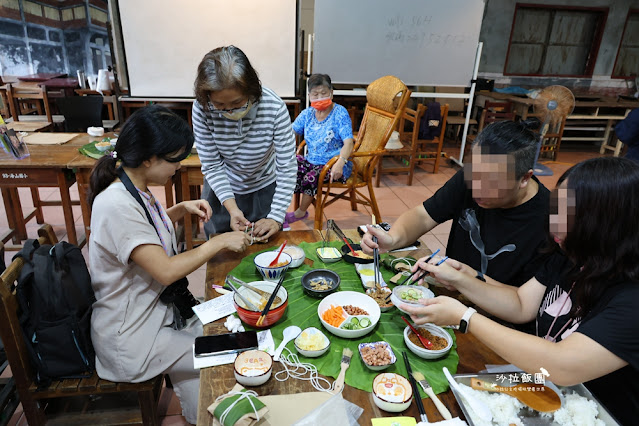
[228,241,458,397]
[78,139,112,159]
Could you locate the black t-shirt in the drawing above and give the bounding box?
[535,252,639,426]
[423,169,550,286]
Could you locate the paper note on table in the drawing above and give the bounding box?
[371,417,417,426]
[192,330,275,369]
[191,293,236,325]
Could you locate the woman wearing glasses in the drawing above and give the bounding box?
[192,46,296,240]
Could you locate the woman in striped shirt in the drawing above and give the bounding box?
[192,46,297,240]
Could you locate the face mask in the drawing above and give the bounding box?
[219,100,253,120]
[311,97,332,111]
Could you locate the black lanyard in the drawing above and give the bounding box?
[117,167,174,254]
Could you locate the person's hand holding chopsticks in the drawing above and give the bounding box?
[400,295,469,327]
[409,255,466,288]
[360,224,394,254]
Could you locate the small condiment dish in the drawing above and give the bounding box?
[274,244,305,268]
[233,349,273,387]
[294,327,330,357]
[316,246,342,263]
[403,324,453,359]
[301,269,340,298]
[358,341,396,371]
[372,373,413,412]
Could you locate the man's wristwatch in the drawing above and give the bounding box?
[475,270,486,282]
[459,307,477,334]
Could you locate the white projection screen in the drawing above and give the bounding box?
[116,0,297,98]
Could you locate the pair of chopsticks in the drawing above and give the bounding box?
[255,274,285,327]
[403,351,428,423]
[397,249,446,286]
[372,215,380,284]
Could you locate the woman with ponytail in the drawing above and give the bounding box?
[88,105,249,424]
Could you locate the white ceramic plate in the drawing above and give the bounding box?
[317,291,381,338]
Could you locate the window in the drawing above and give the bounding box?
[504,4,607,77]
[612,10,639,79]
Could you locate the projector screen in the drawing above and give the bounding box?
[116,0,297,98]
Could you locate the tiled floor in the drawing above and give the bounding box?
[2,140,603,425]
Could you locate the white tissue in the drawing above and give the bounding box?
[224,315,244,333]
[96,69,112,94]
[87,127,104,137]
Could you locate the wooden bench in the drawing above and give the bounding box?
[0,225,164,425]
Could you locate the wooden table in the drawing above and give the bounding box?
[197,230,506,425]
[475,91,636,151]
[4,121,52,132]
[0,133,89,248]
[16,73,67,82]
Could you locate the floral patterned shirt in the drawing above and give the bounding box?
[292,103,353,178]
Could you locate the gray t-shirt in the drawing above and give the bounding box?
[89,182,178,382]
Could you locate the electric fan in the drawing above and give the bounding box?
[531,86,575,176]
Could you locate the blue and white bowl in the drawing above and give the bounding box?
[253,252,292,282]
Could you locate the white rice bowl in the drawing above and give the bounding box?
[457,384,605,426]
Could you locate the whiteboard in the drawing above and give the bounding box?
[117,0,297,98]
[313,0,485,87]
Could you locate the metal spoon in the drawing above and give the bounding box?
[273,325,302,361]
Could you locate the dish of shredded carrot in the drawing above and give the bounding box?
[321,305,347,328]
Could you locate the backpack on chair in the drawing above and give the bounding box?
[14,239,95,386]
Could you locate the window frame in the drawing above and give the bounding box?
[611,8,639,80]
[503,3,608,78]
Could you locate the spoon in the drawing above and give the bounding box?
[273,325,301,361]
[443,367,493,422]
[401,316,432,349]
[269,240,288,266]
[470,377,561,413]
[341,237,359,256]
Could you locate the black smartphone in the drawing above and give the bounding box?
[194,331,258,357]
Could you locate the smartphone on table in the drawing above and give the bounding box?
[194,331,258,357]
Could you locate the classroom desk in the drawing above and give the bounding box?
[0,133,88,248]
[16,73,67,82]
[197,229,507,425]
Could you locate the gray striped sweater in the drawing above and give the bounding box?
[192,87,297,224]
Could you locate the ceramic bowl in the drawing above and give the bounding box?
[317,291,381,338]
[294,327,330,357]
[403,324,453,359]
[233,281,288,328]
[372,373,413,412]
[109,137,118,146]
[275,244,305,268]
[316,246,342,263]
[233,349,273,386]
[365,286,394,312]
[391,285,434,314]
[358,341,396,371]
[95,141,112,152]
[254,252,292,282]
[301,269,340,298]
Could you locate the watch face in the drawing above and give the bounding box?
[459,320,469,334]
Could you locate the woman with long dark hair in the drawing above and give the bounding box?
[402,157,639,425]
[88,105,250,424]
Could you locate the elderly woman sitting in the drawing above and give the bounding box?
[284,74,354,228]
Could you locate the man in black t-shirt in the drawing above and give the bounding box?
[362,120,550,287]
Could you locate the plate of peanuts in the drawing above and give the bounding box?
[358,341,396,371]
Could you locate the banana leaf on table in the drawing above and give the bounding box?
[228,241,458,397]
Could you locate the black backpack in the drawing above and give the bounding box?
[14,239,96,385]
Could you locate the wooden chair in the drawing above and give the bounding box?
[299,76,411,229]
[375,103,449,186]
[467,101,515,143]
[0,76,11,119]
[537,115,567,161]
[0,225,164,425]
[5,83,53,124]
